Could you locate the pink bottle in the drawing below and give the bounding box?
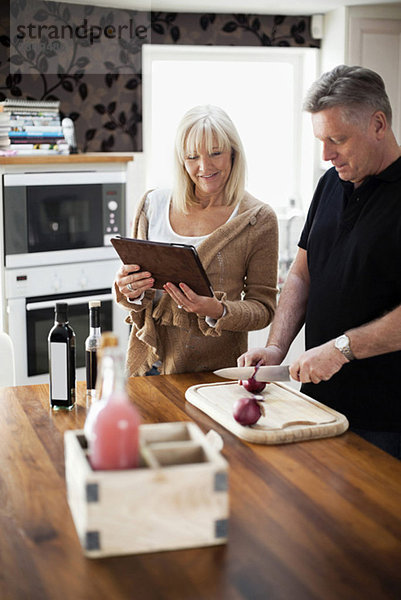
[86,345,140,471]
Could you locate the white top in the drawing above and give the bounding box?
[145,188,238,247]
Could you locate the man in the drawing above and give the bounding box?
[239,65,401,459]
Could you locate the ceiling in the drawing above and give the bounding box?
[54,0,401,17]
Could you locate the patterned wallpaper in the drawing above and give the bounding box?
[0,1,319,152]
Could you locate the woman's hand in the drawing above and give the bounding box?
[163,282,224,320]
[115,263,154,299]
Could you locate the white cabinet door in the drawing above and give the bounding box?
[349,17,401,143]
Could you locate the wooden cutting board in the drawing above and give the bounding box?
[185,381,349,444]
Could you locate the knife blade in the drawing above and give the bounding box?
[213,365,291,382]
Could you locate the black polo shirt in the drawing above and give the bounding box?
[298,157,401,431]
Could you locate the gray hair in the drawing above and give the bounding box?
[303,65,392,126]
[172,105,246,213]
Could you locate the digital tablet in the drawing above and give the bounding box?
[111,236,214,297]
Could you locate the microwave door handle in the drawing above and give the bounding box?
[26,293,113,311]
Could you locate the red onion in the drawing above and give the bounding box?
[239,361,267,394]
[233,397,262,426]
[240,376,266,394]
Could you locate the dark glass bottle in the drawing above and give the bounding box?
[85,300,101,399]
[48,302,76,410]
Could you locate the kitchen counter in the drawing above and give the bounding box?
[0,373,400,600]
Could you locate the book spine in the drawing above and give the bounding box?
[9,127,64,134]
[0,100,60,109]
[5,110,60,116]
[8,131,64,144]
[10,147,69,155]
[8,140,67,147]
[9,142,68,149]
[9,118,61,126]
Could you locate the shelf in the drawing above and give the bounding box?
[0,152,134,165]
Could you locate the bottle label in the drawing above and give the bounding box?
[50,342,68,400]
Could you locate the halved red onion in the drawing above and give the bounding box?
[239,360,267,393]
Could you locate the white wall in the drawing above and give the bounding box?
[125,152,145,234]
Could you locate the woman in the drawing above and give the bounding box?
[114,105,278,376]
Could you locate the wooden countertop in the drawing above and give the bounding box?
[0,152,134,165]
[1,373,400,600]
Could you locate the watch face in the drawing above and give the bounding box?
[337,336,347,350]
[335,335,354,360]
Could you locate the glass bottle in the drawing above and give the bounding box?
[86,343,140,470]
[48,302,76,410]
[85,300,101,399]
[84,332,118,438]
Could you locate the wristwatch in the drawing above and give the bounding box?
[334,334,355,361]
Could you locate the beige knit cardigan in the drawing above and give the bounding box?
[114,190,278,376]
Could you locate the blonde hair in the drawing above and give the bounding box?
[172,105,246,213]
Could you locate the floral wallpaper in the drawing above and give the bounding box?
[0,1,319,152]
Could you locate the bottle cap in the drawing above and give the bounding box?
[55,302,68,319]
[99,332,119,349]
[55,302,68,312]
[89,300,101,309]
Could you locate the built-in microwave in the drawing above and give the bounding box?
[3,171,125,268]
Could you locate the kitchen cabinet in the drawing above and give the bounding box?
[321,4,401,143]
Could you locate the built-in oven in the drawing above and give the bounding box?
[5,260,129,385]
[26,290,113,379]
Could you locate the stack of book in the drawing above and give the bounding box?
[0,99,69,155]
[0,107,11,153]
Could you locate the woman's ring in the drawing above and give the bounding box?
[177,304,183,309]
[127,283,134,292]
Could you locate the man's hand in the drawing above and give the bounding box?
[237,345,284,367]
[290,340,349,384]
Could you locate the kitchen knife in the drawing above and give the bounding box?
[214,365,291,382]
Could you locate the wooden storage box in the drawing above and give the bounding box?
[64,422,229,558]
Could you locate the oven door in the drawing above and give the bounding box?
[8,289,129,385]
